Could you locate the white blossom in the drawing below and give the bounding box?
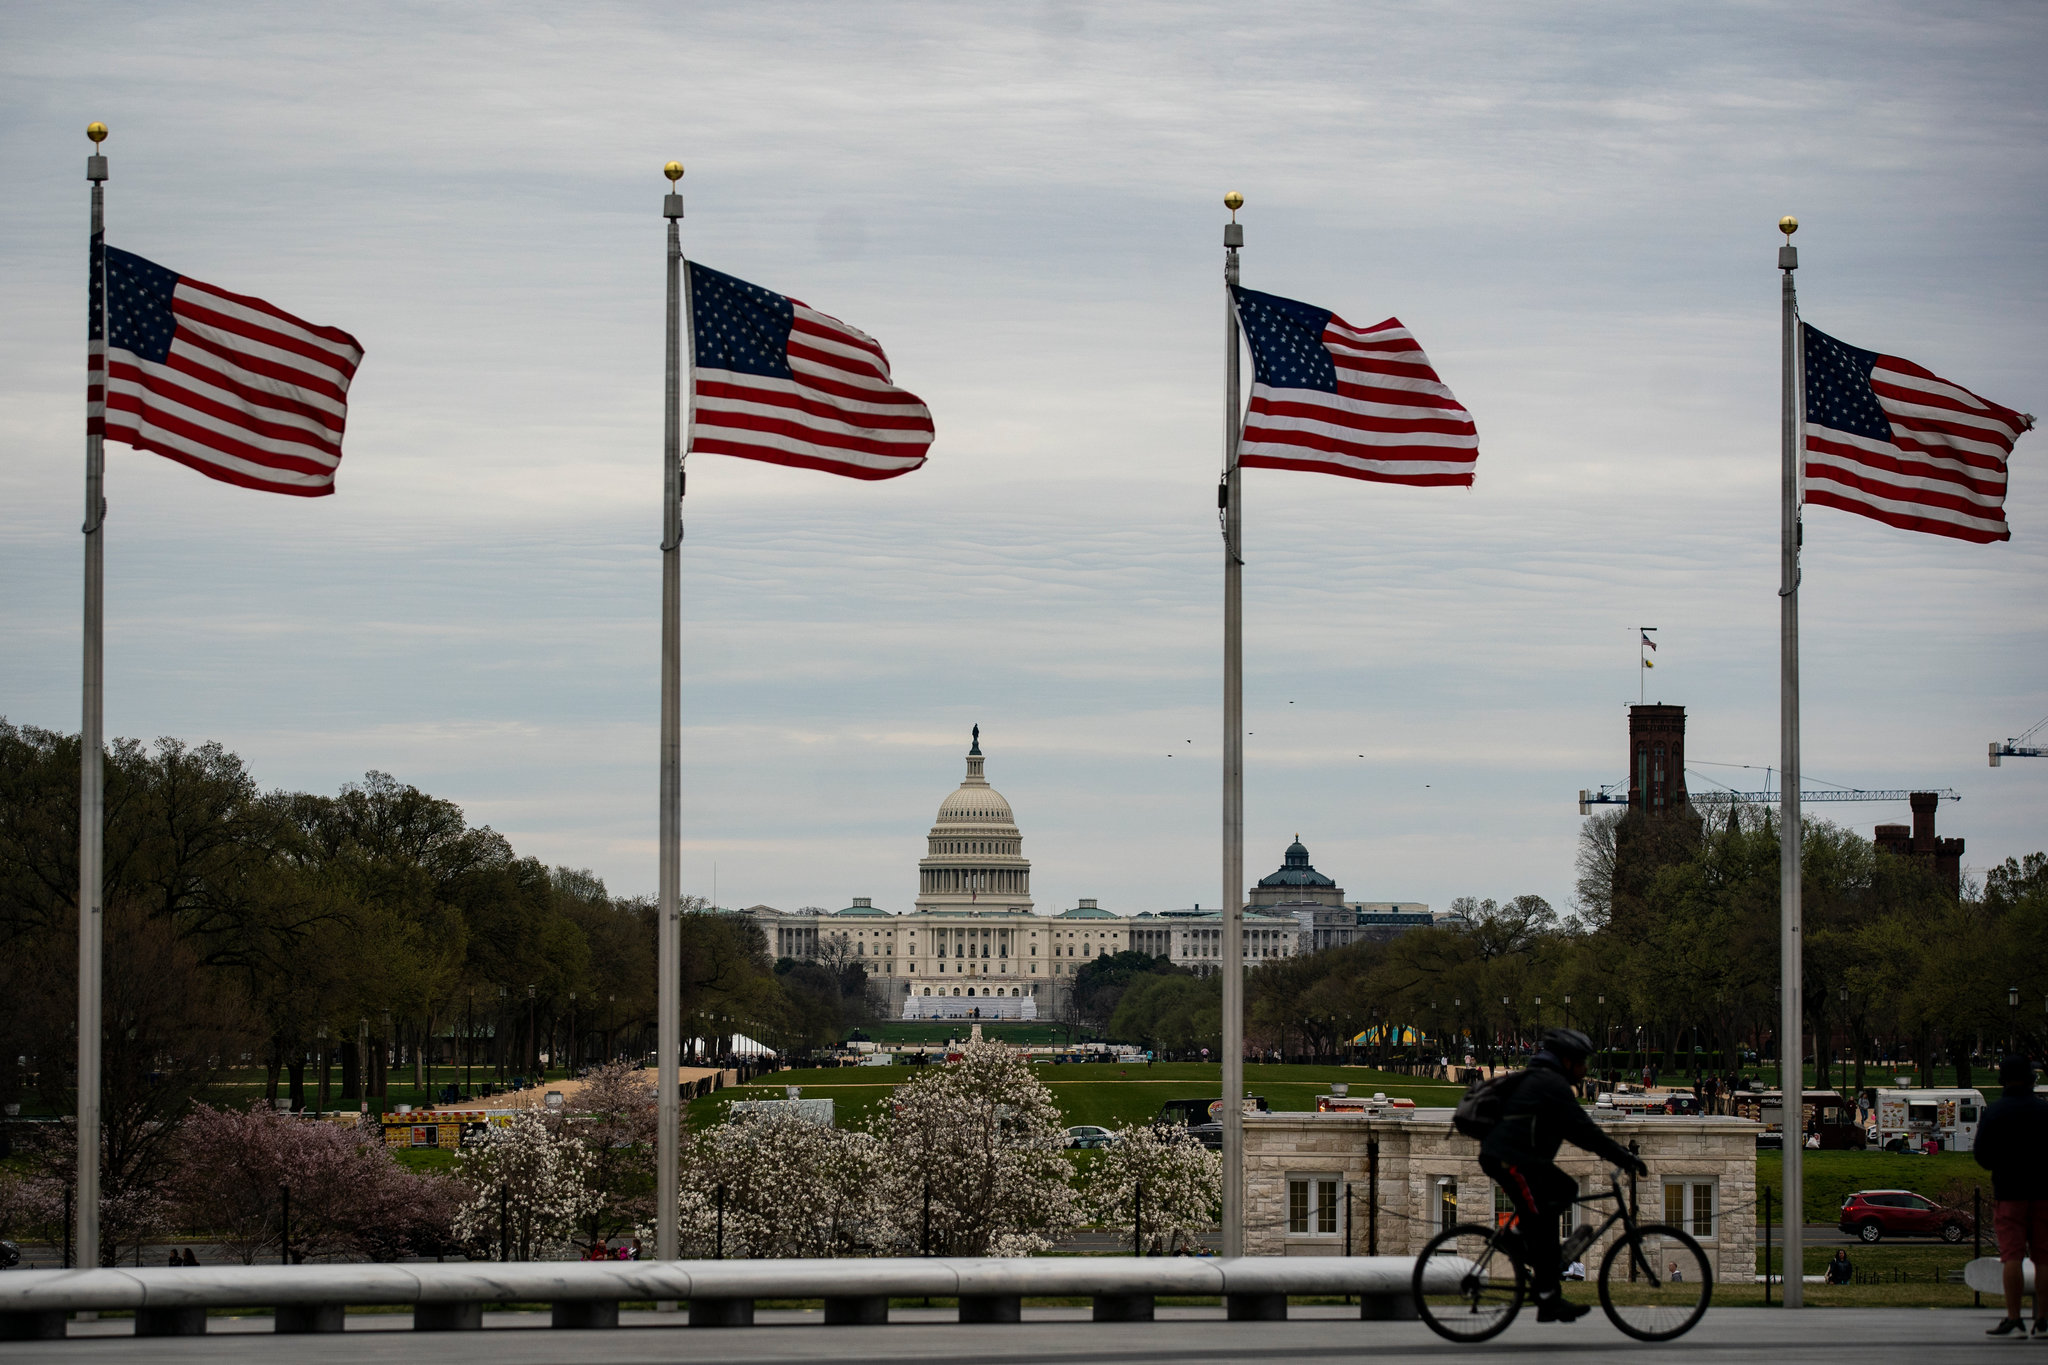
[875,1040,1078,1256]
[453,1108,597,1260]
[656,1109,887,1258]
[1085,1124,1221,1255]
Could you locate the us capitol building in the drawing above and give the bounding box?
[737,729,1439,1021]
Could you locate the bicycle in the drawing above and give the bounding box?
[1410,1167,1712,1343]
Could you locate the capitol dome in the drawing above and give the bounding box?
[916,726,1032,913]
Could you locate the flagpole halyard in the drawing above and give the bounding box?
[77,121,109,1279]
[656,161,685,1284]
[1220,191,1246,1260]
[1777,215,1804,1309]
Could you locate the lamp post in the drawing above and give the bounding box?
[568,992,578,1072]
[1501,996,1512,1066]
[463,988,473,1100]
[380,1009,391,1102]
[526,985,538,1079]
[315,1025,329,1113]
[2010,986,2020,1054]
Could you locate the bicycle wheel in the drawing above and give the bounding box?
[1412,1222,1527,1343]
[1596,1221,1712,1342]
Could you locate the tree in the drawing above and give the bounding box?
[1086,1125,1220,1254]
[877,1040,1077,1255]
[1107,973,1219,1056]
[568,1061,657,1245]
[453,1109,597,1260]
[669,1109,887,1257]
[1072,951,1176,1030]
[171,1105,456,1263]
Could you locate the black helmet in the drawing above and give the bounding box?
[1541,1027,1595,1061]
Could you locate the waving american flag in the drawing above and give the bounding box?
[688,262,932,480]
[1231,285,1476,487]
[1802,322,2031,544]
[90,239,362,496]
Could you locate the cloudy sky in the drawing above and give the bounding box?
[3,3,2043,921]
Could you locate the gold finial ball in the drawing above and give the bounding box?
[1224,191,1244,211]
[87,122,108,144]
[664,161,684,184]
[1779,215,1799,237]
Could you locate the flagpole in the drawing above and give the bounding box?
[1777,215,1803,1310]
[77,122,109,1277]
[656,161,685,1278]
[1219,191,1245,1260]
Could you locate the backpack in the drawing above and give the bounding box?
[1453,1069,1529,1141]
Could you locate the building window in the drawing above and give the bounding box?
[1663,1180,1717,1238]
[1287,1175,1340,1236]
[1434,1176,1458,1233]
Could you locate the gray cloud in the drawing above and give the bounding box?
[1,1,2041,918]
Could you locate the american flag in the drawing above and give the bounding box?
[1231,286,1476,486]
[688,262,932,480]
[1802,323,2031,544]
[90,239,362,497]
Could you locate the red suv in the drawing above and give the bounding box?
[1839,1189,1972,1243]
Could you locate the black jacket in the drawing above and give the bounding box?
[1479,1054,1638,1171]
[1974,1087,2048,1201]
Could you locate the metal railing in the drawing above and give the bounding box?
[0,1254,1455,1338]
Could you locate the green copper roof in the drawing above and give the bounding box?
[1256,837,1336,889]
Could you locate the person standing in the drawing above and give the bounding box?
[1975,1055,2048,1337]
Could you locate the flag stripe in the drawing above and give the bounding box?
[1801,322,2025,543]
[688,262,932,479]
[1231,286,1477,487]
[99,248,360,496]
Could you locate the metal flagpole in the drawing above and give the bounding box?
[1219,190,1246,1260]
[78,121,110,1278]
[1776,215,1803,1309]
[656,161,685,1280]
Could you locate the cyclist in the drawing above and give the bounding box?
[1479,1026,1648,1323]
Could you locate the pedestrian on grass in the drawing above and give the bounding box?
[1975,1054,2048,1338]
[1825,1249,1852,1285]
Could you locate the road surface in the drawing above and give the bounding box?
[12,1305,2008,1364]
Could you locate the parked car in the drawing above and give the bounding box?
[1065,1125,1116,1150]
[0,1240,18,1270]
[1838,1189,1973,1243]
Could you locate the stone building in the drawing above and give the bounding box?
[1874,792,1964,898]
[1242,1108,1758,1283]
[739,733,1425,1021]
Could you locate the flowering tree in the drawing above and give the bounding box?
[453,1108,596,1260]
[567,1061,657,1246]
[172,1106,457,1263]
[664,1108,887,1258]
[876,1040,1077,1256]
[1085,1124,1220,1255]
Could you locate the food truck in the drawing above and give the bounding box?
[1874,1088,1983,1153]
[1730,1089,1862,1148]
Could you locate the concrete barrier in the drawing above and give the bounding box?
[0,1254,1459,1337]
[1965,1257,2035,1295]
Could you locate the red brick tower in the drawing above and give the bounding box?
[1627,704,1690,815]
[1873,793,1963,898]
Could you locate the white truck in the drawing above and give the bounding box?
[1874,1087,1984,1153]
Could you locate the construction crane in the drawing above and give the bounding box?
[1576,773,1960,815]
[1989,715,2048,766]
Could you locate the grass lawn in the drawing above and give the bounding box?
[1757,1149,1989,1226]
[391,1148,460,1174]
[688,1061,1464,1132]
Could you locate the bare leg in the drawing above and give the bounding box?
[2005,1259,2024,1321]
